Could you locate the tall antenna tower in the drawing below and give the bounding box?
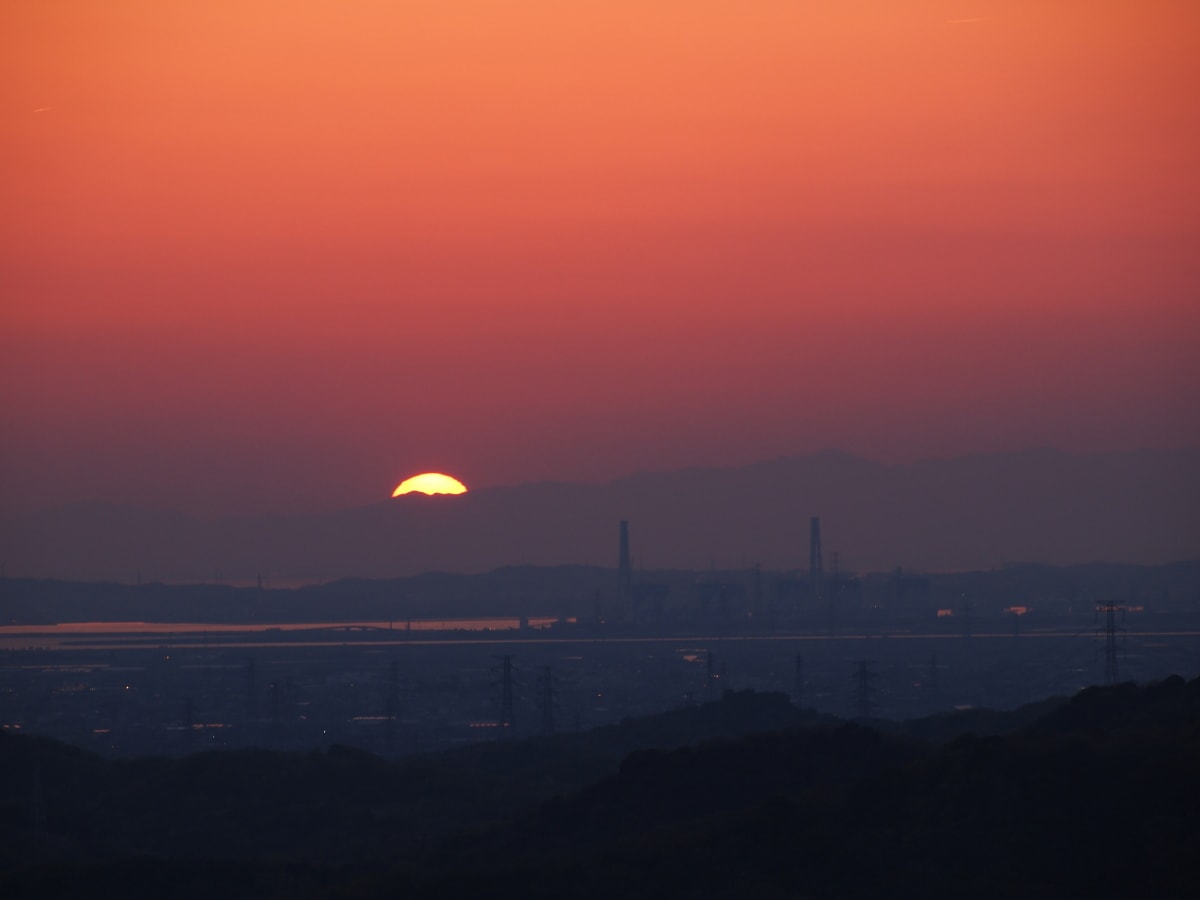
[809,517,824,604]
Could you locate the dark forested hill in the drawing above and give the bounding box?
[2,679,1198,899]
[0,692,820,873]
[401,677,1200,899]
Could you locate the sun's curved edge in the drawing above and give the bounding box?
[392,472,468,497]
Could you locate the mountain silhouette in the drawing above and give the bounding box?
[2,447,1196,582]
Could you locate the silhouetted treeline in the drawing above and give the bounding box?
[2,679,1199,898]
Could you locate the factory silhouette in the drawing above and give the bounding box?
[610,515,850,628]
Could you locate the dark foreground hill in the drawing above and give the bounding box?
[2,679,1199,898]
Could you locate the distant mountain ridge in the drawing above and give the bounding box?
[2,447,1197,582]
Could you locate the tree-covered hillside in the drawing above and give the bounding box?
[2,679,1198,898]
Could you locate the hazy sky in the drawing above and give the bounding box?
[3,0,1197,516]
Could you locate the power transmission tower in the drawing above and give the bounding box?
[268,681,283,724]
[1101,600,1125,685]
[244,657,258,723]
[706,649,717,703]
[851,660,879,721]
[492,654,517,733]
[537,665,556,735]
[793,653,804,707]
[828,551,840,633]
[385,660,399,741]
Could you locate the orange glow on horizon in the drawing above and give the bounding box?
[0,0,1196,517]
[392,473,468,497]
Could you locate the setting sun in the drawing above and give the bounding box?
[392,473,468,497]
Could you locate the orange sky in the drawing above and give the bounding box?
[2,0,1198,515]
